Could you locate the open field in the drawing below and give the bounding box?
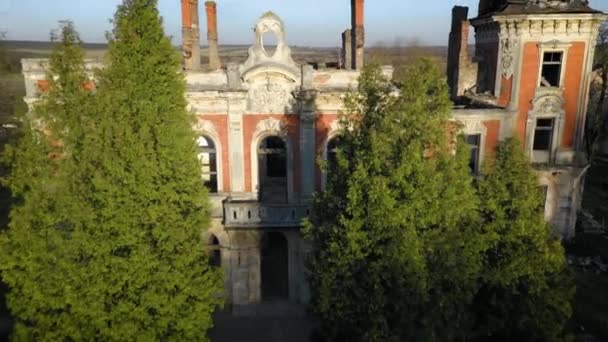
[2,39,449,69]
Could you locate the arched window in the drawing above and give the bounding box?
[197,135,218,193]
[208,235,221,267]
[326,136,343,173]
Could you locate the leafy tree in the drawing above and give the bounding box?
[0,0,223,339]
[304,60,487,342]
[473,138,574,341]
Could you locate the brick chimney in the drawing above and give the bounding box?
[205,1,221,70]
[447,6,477,99]
[181,0,201,70]
[351,0,364,70]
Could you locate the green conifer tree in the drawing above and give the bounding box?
[0,21,98,340]
[70,0,223,339]
[1,1,223,339]
[473,138,574,341]
[304,60,487,341]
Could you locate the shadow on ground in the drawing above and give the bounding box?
[209,301,316,342]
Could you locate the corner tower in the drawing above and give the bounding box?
[471,0,606,163]
[449,0,607,239]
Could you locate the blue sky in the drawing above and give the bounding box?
[1,0,607,47]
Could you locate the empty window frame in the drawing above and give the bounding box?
[466,134,481,173]
[533,118,554,151]
[197,135,218,193]
[259,136,287,178]
[540,52,563,87]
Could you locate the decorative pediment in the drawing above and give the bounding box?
[240,12,299,78]
[245,71,297,114]
[530,90,565,116]
[463,120,487,135]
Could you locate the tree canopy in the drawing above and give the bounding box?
[305,60,487,341]
[0,1,223,339]
[305,61,574,342]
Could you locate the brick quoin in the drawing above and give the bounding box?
[562,42,586,148]
[242,114,300,193]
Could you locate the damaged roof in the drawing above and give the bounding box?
[476,0,603,18]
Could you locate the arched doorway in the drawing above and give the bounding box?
[260,232,289,300]
[208,234,221,268]
[258,136,287,202]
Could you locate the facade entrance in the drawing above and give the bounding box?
[261,232,289,300]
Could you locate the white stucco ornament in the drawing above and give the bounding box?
[241,12,300,113]
[528,0,588,9]
[240,11,299,76]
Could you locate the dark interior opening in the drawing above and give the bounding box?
[208,235,221,267]
[540,52,562,87]
[466,134,481,173]
[533,118,554,151]
[258,136,287,202]
[261,232,289,300]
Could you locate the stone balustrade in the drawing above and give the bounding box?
[223,199,311,228]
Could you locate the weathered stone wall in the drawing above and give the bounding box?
[447,6,478,99]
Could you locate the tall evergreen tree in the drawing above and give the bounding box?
[0,22,97,340]
[473,138,574,341]
[1,0,223,339]
[304,60,488,341]
[71,0,223,339]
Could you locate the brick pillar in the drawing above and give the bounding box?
[351,0,364,70]
[447,6,470,99]
[205,1,221,70]
[342,29,352,70]
[181,0,200,70]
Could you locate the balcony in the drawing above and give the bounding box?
[223,199,311,228]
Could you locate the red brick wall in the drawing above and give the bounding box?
[497,75,512,107]
[483,120,500,157]
[197,115,230,191]
[242,114,300,193]
[517,42,541,141]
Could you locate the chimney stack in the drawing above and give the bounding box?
[342,29,352,70]
[351,0,365,70]
[447,6,477,99]
[181,0,201,70]
[205,1,221,70]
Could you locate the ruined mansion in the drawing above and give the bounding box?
[19,0,607,309]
